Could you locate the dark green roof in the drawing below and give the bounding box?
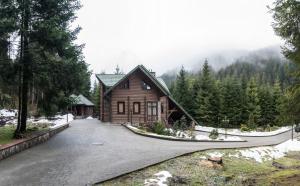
[96,74,125,87]
[70,94,94,106]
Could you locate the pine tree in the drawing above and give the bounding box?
[221,78,243,127]
[271,0,300,121]
[195,59,220,126]
[258,86,275,127]
[173,66,192,113]
[246,78,261,128]
[0,0,90,135]
[273,80,283,125]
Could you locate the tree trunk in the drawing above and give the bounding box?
[20,0,30,132]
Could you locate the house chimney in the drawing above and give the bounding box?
[150,71,156,77]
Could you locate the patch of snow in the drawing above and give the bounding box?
[0,109,17,117]
[230,138,300,163]
[50,114,74,128]
[207,152,223,158]
[195,135,210,140]
[195,125,291,136]
[144,171,172,186]
[86,116,93,120]
[164,128,174,134]
[176,131,190,139]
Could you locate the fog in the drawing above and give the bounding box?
[75,0,282,76]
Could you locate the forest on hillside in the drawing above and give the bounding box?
[163,53,297,130]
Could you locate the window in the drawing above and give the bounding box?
[133,102,140,114]
[147,102,157,116]
[161,103,164,114]
[142,81,151,90]
[117,102,125,114]
[120,80,129,89]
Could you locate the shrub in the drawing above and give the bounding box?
[240,124,250,132]
[295,124,300,133]
[173,116,189,131]
[152,122,166,135]
[209,129,219,140]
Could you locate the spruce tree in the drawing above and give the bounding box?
[173,66,192,113]
[271,0,300,121]
[0,0,90,135]
[196,59,220,126]
[246,78,261,128]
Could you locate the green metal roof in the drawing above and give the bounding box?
[95,70,170,93]
[96,74,125,87]
[70,94,94,106]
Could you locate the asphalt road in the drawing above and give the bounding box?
[0,119,298,186]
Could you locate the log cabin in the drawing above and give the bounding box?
[96,65,195,126]
[70,94,94,118]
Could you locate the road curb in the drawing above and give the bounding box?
[195,128,293,137]
[122,124,247,142]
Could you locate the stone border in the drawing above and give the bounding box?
[0,124,69,161]
[123,124,247,142]
[195,128,293,137]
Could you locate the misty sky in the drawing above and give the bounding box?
[75,0,282,76]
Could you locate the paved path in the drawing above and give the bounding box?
[0,119,298,186]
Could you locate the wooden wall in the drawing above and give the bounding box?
[106,70,164,124]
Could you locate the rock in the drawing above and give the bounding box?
[199,160,223,169]
[272,161,287,169]
[208,157,223,164]
[168,175,189,185]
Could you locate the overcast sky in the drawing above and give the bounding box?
[75,0,282,76]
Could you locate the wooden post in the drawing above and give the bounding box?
[127,96,130,122]
[144,97,146,123]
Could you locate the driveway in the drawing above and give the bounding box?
[0,119,297,186]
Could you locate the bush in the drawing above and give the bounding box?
[173,116,189,131]
[240,124,250,132]
[209,129,219,140]
[151,122,166,135]
[295,124,300,133]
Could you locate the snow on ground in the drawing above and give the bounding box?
[144,171,172,186]
[5,114,73,128]
[229,138,300,163]
[0,109,17,117]
[195,134,243,141]
[50,114,74,128]
[195,125,291,136]
[207,152,224,158]
[86,116,93,120]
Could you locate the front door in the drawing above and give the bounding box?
[147,102,158,122]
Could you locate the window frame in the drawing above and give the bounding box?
[117,101,125,115]
[120,79,129,89]
[141,81,151,90]
[133,102,141,115]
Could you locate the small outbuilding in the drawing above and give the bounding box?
[70,94,94,118]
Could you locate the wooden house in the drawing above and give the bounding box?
[96,65,195,125]
[70,94,94,118]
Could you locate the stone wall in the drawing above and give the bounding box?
[0,124,69,161]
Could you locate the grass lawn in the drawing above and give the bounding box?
[0,124,49,146]
[98,150,300,186]
[0,126,15,145]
